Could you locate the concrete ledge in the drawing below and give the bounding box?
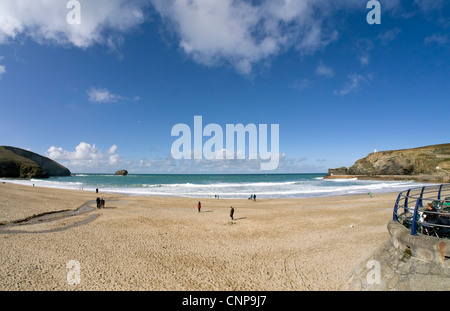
[388,220,450,266]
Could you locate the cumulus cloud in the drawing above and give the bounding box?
[107,144,121,165]
[0,0,147,48]
[151,0,338,74]
[46,142,122,169]
[108,145,118,155]
[0,0,444,77]
[45,142,312,173]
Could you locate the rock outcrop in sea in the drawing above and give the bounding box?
[326,143,450,183]
[115,169,128,176]
[0,146,71,179]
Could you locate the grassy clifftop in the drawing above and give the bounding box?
[327,144,450,183]
[0,146,71,179]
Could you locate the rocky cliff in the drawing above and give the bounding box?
[0,146,71,179]
[326,144,450,183]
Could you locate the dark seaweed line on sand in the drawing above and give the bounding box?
[0,200,98,234]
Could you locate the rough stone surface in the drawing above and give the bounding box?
[328,167,348,175]
[326,143,450,183]
[347,221,450,290]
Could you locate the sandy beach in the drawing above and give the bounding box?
[0,182,398,291]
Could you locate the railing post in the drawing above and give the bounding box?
[411,191,423,236]
[419,186,425,208]
[393,192,402,221]
[404,189,411,213]
[438,184,443,200]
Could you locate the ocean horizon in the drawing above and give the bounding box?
[0,173,437,200]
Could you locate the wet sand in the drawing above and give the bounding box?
[0,182,397,290]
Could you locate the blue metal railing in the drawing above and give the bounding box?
[393,184,450,238]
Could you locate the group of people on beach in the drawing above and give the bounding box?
[96,197,105,209]
[249,194,256,201]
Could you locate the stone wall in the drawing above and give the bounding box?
[346,221,450,290]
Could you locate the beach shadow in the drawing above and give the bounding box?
[233,217,247,221]
[100,206,117,210]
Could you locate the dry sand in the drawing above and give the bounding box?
[0,182,398,291]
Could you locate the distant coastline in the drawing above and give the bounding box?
[324,174,448,183]
[326,143,450,184]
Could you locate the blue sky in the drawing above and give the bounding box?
[0,0,449,174]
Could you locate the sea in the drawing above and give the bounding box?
[0,173,437,199]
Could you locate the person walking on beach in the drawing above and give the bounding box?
[230,206,234,220]
[198,201,201,213]
[253,194,256,201]
[96,197,101,209]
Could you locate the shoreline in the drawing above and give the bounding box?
[0,180,397,222]
[0,174,421,202]
[0,182,398,290]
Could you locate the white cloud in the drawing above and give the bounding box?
[151,0,338,74]
[0,56,5,79]
[46,142,122,170]
[0,1,411,77]
[108,153,121,166]
[0,0,146,48]
[135,152,291,174]
[107,145,121,165]
[108,145,118,155]
[87,87,139,103]
[87,87,123,103]
[359,55,370,66]
[0,65,5,80]
[315,62,334,78]
[46,142,314,173]
[333,73,372,96]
